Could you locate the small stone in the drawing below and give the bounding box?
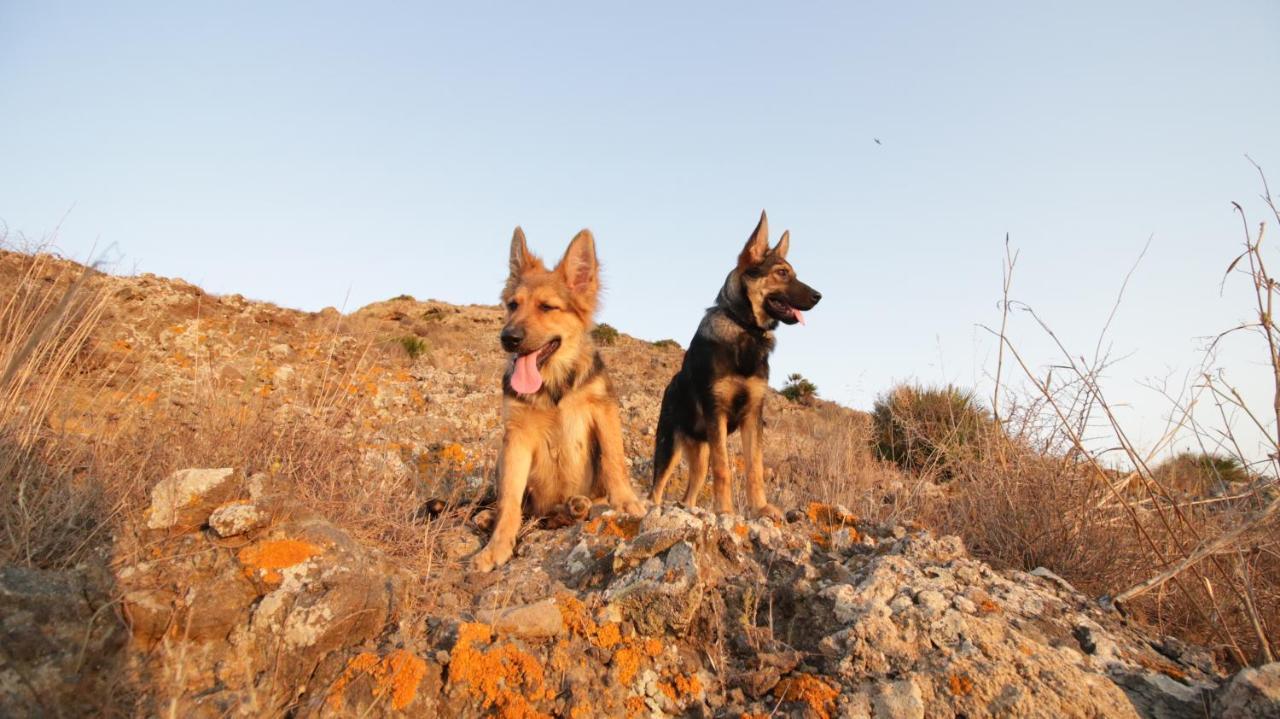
[1214,662,1280,719]
[915,589,947,618]
[872,678,924,719]
[147,468,241,531]
[478,597,565,639]
[209,503,268,538]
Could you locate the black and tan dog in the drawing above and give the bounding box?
[471,227,645,572]
[650,211,821,519]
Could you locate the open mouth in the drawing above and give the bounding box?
[532,338,560,367]
[509,338,560,395]
[765,296,805,325]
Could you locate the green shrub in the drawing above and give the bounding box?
[591,323,620,346]
[1152,452,1251,495]
[872,383,994,480]
[397,336,428,360]
[780,373,818,404]
[651,339,680,350]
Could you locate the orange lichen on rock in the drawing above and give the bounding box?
[383,650,429,709]
[775,673,839,719]
[806,502,857,528]
[948,672,974,696]
[732,523,749,538]
[584,513,642,540]
[556,593,623,650]
[612,644,645,686]
[659,672,703,702]
[612,636,665,686]
[447,622,553,719]
[237,538,321,583]
[624,695,647,718]
[327,649,428,711]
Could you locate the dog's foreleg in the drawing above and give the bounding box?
[679,436,708,507]
[471,436,533,572]
[741,404,782,521]
[708,413,734,514]
[594,401,645,515]
[650,416,682,505]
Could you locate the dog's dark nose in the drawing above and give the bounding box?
[500,327,524,352]
[811,289,823,304]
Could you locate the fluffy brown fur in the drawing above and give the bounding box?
[471,227,645,572]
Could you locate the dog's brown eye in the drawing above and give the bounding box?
[506,300,518,311]
[539,303,558,312]
[775,268,789,279]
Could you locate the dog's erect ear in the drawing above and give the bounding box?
[509,227,536,278]
[557,229,599,297]
[738,210,769,269]
[772,230,790,260]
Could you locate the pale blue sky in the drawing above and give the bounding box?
[3,2,1280,459]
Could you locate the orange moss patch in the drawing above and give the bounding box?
[732,523,749,538]
[806,502,857,527]
[557,593,622,650]
[327,649,428,711]
[948,673,974,696]
[624,695,647,718]
[595,621,622,650]
[659,672,703,702]
[238,539,321,583]
[775,673,839,719]
[447,622,553,719]
[613,636,664,686]
[584,513,642,540]
[977,598,1000,614]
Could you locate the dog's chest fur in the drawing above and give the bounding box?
[504,386,602,513]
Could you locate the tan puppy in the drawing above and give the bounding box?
[471,227,645,572]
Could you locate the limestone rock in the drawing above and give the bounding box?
[146,467,242,531]
[1215,663,1280,719]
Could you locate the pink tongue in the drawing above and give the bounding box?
[511,352,543,394]
[792,308,805,325]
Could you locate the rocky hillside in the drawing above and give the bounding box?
[1,249,1277,717]
[12,465,1277,717]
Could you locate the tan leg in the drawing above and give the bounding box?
[472,434,533,572]
[680,437,709,507]
[650,438,683,505]
[742,405,782,520]
[594,401,645,515]
[708,414,734,514]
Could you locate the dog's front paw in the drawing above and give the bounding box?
[751,503,785,523]
[470,542,512,573]
[612,496,647,516]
